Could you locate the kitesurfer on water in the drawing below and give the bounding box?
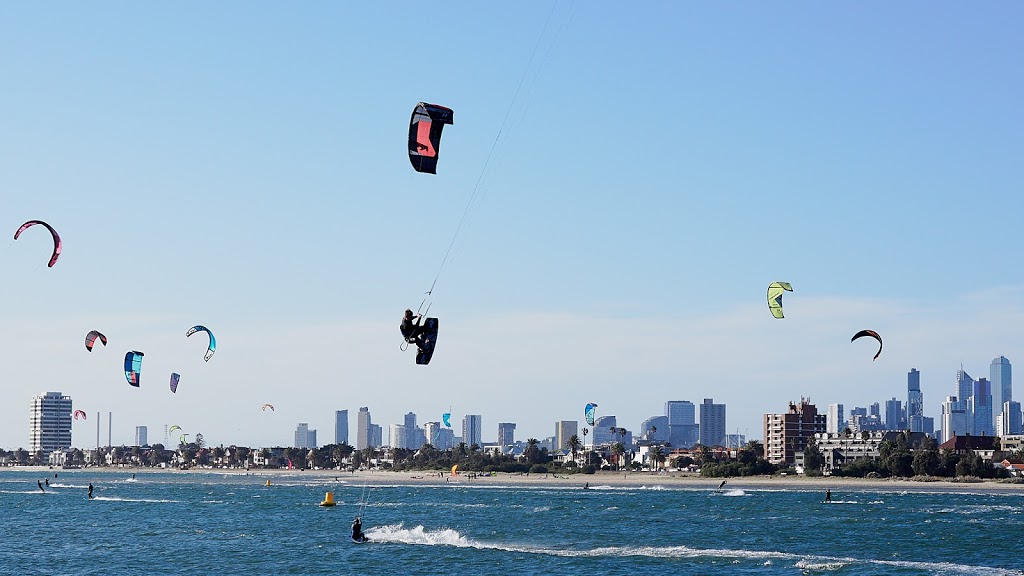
[88,483,94,499]
[824,488,831,503]
[351,517,366,542]
[400,309,424,348]
[37,480,44,492]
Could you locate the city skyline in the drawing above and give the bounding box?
[0,4,1022,449]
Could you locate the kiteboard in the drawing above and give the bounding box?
[350,535,370,544]
[415,318,439,365]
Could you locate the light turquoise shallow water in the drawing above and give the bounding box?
[1,471,1020,575]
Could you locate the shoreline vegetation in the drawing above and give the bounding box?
[4,466,1024,493]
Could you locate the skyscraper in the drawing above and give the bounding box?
[907,368,924,432]
[334,410,349,445]
[941,396,967,443]
[29,392,72,459]
[665,401,698,448]
[135,426,148,447]
[389,424,407,448]
[699,398,726,447]
[294,423,317,449]
[991,356,1012,431]
[404,412,418,450]
[998,400,1022,436]
[826,403,845,434]
[640,416,669,443]
[497,423,516,447]
[970,378,994,437]
[593,415,617,445]
[356,407,372,450]
[554,420,578,452]
[884,397,904,430]
[462,415,483,447]
[369,424,382,448]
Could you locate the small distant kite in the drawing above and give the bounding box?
[179,434,189,445]
[186,325,216,362]
[851,329,883,361]
[767,282,793,319]
[124,351,144,387]
[442,412,451,428]
[585,403,598,426]
[170,373,180,393]
[14,220,62,267]
[169,425,182,435]
[408,102,454,174]
[73,410,86,421]
[85,330,107,352]
[261,404,275,412]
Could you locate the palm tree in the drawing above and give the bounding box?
[648,444,666,471]
[611,442,626,470]
[566,434,582,466]
[743,440,764,459]
[525,438,540,465]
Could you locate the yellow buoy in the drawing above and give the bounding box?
[319,491,336,507]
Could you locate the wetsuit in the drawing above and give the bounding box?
[400,316,421,343]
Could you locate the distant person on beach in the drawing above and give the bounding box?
[37,480,44,492]
[88,483,94,499]
[824,489,831,503]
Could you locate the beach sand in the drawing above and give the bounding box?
[8,466,1024,494]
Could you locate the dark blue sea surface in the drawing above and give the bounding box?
[1,471,1019,575]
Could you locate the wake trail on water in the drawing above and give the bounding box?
[91,496,180,503]
[718,489,748,497]
[365,524,1016,575]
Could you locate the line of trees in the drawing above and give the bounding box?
[699,440,778,477]
[803,433,1013,479]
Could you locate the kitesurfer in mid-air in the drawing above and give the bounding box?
[88,483,94,499]
[351,517,367,542]
[400,310,424,347]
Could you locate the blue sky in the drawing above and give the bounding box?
[1,3,1022,448]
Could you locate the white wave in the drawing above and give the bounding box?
[366,524,473,547]
[795,559,847,570]
[721,489,747,497]
[92,496,180,503]
[49,483,89,489]
[825,500,859,504]
[531,506,551,513]
[0,489,52,494]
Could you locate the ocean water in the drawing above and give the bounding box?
[1,471,1020,575]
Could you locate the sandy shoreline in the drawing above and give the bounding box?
[6,466,1024,494]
